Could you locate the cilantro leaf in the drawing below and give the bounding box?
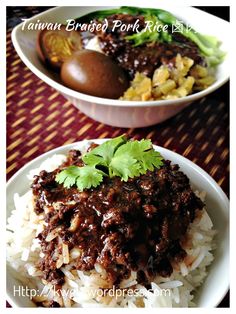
[75,166,104,190]
[55,136,164,191]
[114,139,164,174]
[55,165,105,191]
[82,135,127,167]
[56,166,81,188]
[109,154,140,181]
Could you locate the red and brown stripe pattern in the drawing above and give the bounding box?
[7,26,229,195]
[6,7,229,308]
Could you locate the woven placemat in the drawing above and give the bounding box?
[6,6,229,307]
[7,42,229,194]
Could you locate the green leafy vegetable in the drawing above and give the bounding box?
[56,165,105,189]
[75,6,173,24]
[55,136,164,191]
[125,14,172,46]
[75,6,225,65]
[113,139,164,175]
[109,154,140,181]
[178,28,225,66]
[82,135,127,167]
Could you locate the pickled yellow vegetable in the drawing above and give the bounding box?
[120,54,215,101]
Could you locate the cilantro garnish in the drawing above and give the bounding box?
[55,136,163,191]
[56,165,105,190]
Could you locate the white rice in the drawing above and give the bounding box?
[6,154,216,307]
[85,36,103,54]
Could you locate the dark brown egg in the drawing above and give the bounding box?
[36,26,83,70]
[60,50,129,99]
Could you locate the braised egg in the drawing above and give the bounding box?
[60,50,129,99]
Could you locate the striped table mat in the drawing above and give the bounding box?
[6,6,229,308]
[7,37,229,194]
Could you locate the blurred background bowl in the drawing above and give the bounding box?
[11,6,230,128]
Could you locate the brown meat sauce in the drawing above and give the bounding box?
[32,148,204,287]
[90,14,205,79]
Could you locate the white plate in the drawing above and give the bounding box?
[11,6,230,127]
[6,140,229,307]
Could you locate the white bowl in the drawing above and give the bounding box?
[6,140,229,307]
[11,6,229,128]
